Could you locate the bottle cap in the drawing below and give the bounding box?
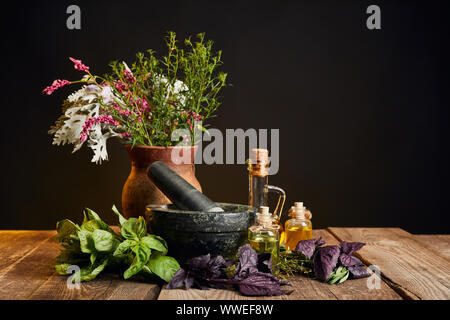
[260,206,270,215]
[257,206,273,228]
[294,202,304,209]
[291,202,306,219]
[250,148,269,163]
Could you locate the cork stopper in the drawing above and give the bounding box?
[294,202,304,209]
[288,202,312,220]
[257,206,273,228]
[248,148,270,176]
[250,148,269,164]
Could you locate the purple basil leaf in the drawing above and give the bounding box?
[340,241,365,255]
[339,253,363,267]
[295,237,327,259]
[184,271,195,289]
[167,269,192,289]
[194,279,211,290]
[236,272,291,296]
[349,255,363,266]
[348,265,371,279]
[314,237,326,247]
[185,254,211,271]
[223,259,236,268]
[313,245,340,281]
[207,255,228,279]
[170,254,224,290]
[295,240,316,259]
[257,253,272,273]
[234,244,258,279]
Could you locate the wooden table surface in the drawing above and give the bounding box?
[0,228,448,300]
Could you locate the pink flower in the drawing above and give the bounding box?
[79,115,120,142]
[42,79,71,95]
[123,69,136,83]
[119,109,132,117]
[138,98,150,112]
[122,132,131,138]
[114,80,127,92]
[180,110,202,121]
[69,57,90,73]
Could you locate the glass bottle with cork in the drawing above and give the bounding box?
[246,148,286,228]
[284,202,313,251]
[248,206,280,267]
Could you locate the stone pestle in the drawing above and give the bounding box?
[148,161,224,212]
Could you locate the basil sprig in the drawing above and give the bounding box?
[54,205,180,283]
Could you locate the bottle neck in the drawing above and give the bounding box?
[247,159,270,177]
[293,211,306,220]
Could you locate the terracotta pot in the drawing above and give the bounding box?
[121,145,201,219]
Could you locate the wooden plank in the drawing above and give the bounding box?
[328,227,450,300]
[0,231,160,300]
[414,235,450,259]
[157,229,401,300]
[0,232,60,300]
[0,231,55,273]
[158,285,285,300]
[283,230,400,300]
[29,273,160,300]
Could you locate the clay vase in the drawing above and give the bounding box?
[121,145,202,219]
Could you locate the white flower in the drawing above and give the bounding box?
[101,86,113,104]
[154,75,188,105]
[50,85,121,164]
[123,61,132,73]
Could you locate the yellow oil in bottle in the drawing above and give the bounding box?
[285,226,313,251]
[248,234,279,268]
[248,206,280,268]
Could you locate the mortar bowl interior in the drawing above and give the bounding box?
[145,203,257,263]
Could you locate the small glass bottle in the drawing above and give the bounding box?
[248,206,280,268]
[284,202,313,251]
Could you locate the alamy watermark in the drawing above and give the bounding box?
[170,121,280,175]
[66,265,81,289]
[66,5,81,30]
[366,5,381,30]
[366,265,382,290]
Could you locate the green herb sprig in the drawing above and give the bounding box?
[54,205,180,283]
[275,250,315,280]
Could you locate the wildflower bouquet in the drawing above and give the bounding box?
[46,32,227,163]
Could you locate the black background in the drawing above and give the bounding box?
[1,0,449,233]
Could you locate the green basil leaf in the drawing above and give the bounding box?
[81,220,102,232]
[338,269,350,284]
[90,252,97,265]
[83,208,101,222]
[327,266,350,284]
[141,265,153,276]
[56,219,80,242]
[141,235,168,255]
[54,263,72,275]
[134,241,152,259]
[78,257,109,282]
[113,239,136,257]
[92,229,117,252]
[112,205,127,226]
[150,235,168,253]
[123,245,151,279]
[77,230,95,253]
[121,218,139,240]
[147,255,180,282]
[135,216,147,238]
